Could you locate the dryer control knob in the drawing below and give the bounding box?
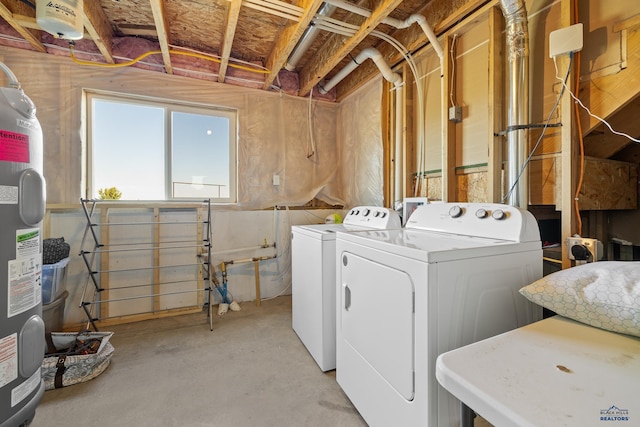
[449,205,463,218]
[363,208,371,216]
[492,209,506,220]
[380,211,387,218]
[374,211,381,218]
[475,208,488,219]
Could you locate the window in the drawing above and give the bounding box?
[87,92,237,202]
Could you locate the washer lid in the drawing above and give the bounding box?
[292,223,345,240]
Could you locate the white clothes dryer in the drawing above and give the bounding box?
[335,202,543,427]
[291,206,401,371]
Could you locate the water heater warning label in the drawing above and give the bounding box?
[0,130,29,163]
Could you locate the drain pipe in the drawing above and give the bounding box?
[285,3,337,71]
[500,0,529,207]
[318,47,404,202]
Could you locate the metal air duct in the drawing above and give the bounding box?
[500,0,530,207]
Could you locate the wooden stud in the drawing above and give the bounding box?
[83,0,115,64]
[149,0,173,74]
[218,0,242,83]
[0,2,45,52]
[254,260,261,307]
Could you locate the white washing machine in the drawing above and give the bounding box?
[335,202,543,426]
[291,206,401,371]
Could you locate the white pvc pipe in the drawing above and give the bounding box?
[323,0,404,28]
[0,61,20,88]
[394,85,403,203]
[319,47,401,94]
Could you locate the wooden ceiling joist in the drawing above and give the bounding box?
[149,0,173,74]
[218,0,243,83]
[83,0,115,64]
[298,0,404,96]
[262,0,325,90]
[0,0,45,53]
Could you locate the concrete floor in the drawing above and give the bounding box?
[31,295,493,427]
[32,296,366,427]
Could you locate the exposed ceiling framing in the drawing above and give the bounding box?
[0,0,486,100]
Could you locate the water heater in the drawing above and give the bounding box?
[0,63,46,426]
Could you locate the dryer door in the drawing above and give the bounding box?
[340,252,415,400]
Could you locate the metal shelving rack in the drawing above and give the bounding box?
[79,198,214,331]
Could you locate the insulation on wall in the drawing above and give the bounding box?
[336,76,386,207]
[0,45,342,210]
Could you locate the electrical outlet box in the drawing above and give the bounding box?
[549,23,583,58]
[566,237,603,262]
[272,174,280,186]
[449,106,462,122]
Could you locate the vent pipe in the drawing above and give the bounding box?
[285,3,337,71]
[500,0,530,207]
[318,47,401,94]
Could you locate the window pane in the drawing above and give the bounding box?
[92,99,165,200]
[171,111,230,199]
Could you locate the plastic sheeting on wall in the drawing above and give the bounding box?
[336,76,385,207]
[0,46,348,209]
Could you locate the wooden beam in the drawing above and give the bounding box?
[487,5,504,202]
[583,85,640,159]
[218,0,242,83]
[83,0,115,64]
[0,1,46,53]
[262,0,324,90]
[298,0,404,96]
[336,0,491,100]
[560,0,576,269]
[149,0,173,74]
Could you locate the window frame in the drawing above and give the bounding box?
[86,90,238,203]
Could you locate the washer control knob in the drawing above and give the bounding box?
[380,211,387,218]
[363,208,371,217]
[492,209,506,220]
[449,205,463,218]
[373,211,381,218]
[475,208,488,219]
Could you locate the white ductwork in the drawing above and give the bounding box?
[500,0,530,207]
[285,3,337,71]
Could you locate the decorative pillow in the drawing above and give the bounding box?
[519,261,640,338]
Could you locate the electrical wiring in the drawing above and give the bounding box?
[449,34,458,107]
[554,59,640,145]
[502,54,572,203]
[68,44,271,74]
[307,87,316,158]
[168,44,270,72]
[572,0,584,236]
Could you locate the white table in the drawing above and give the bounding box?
[436,316,640,427]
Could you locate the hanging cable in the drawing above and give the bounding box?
[572,0,584,237]
[449,34,458,107]
[307,87,316,158]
